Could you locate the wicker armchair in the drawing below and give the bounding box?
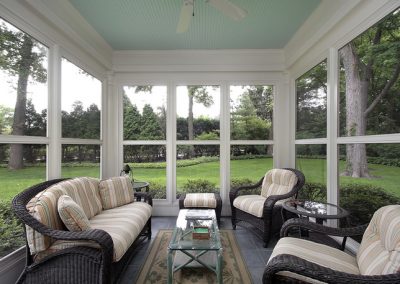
[263,205,400,283]
[12,179,152,284]
[229,168,305,247]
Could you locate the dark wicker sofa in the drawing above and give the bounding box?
[12,178,152,284]
[230,168,305,247]
[263,205,400,283]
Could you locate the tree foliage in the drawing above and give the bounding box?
[0,21,47,169]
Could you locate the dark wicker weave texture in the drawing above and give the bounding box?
[12,179,152,284]
[230,168,305,247]
[263,217,400,283]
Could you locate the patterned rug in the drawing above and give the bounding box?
[135,229,253,283]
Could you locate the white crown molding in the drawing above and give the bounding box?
[284,0,361,69]
[24,0,113,70]
[285,0,399,76]
[112,49,285,72]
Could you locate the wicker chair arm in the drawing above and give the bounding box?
[263,254,400,284]
[134,192,153,206]
[280,218,368,238]
[44,228,113,250]
[229,177,264,200]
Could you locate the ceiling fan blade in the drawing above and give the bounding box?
[207,0,247,21]
[176,0,194,33]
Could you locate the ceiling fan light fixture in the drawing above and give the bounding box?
[176,0,247,33]
[176,0,194,33]
[207,0,247,21]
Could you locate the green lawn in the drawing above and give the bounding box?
[1,158,400,200]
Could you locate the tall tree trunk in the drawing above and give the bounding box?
[267,116,273,155]
[9,35,34,170]
[188,94,194,140]
[187,92,195,157]
[340,43,370,178]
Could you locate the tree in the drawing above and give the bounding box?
[246,86,274,154]
[140,104,163,140]
[231,91,270,140]
[339,11,400,178]
[296,61,327,140]
[185,86,214,157]
[0,105,13,134]
[0,23,46,169]
[123,92,142,140]
[187,86,214,140]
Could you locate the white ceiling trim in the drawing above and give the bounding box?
[284,0,361,69]
[287,0,397,77]
[112,49,285,72]
[25,0,113,69]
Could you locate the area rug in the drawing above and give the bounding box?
[135,229,253,283]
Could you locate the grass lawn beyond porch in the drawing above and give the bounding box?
[0,157,400,200]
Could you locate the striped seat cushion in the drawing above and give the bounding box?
[233,195,266,217]
[89,201,152,261]
[58,195,91,231]
[269,237,360,283]
[357,205,400,275]
[261,169,298,199]
[183,193,217,208]
[99,176,134,210]
[25,177,101,254]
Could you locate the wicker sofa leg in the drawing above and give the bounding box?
[146,217,152,240]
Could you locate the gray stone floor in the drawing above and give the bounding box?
[117,216,277,284]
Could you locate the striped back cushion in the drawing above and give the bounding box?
[357,205,400,275]
[56,177,102,219]
[26,184,65,254]
[58,195,91,231]
[25,177,101,254]
[99,176,134,210]
[261,169,298,198]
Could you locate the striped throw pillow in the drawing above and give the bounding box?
[99,176,134,210]
[58,195,91,231]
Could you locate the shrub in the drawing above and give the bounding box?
[297,182,327,203]
[148,182,167,199]
[0,199,25,257]
[230,178,261,195]
[297,182,400,227]
[340,184,400,225]
[181,179,217,193]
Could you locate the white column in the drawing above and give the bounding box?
[47,45,61,179]
[327,48,339,207]
[220,82,230,214]
[274,72,293,168]
[103,71,119,178]
[167,81,176,203]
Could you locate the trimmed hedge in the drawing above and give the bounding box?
[0,199,25,257]
[298,182,400,226]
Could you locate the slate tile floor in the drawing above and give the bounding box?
[118,216,276,284]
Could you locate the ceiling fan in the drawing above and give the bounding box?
[176,0,247,33]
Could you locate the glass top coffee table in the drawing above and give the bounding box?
[167,209,223,284]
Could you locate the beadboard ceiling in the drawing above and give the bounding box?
[68,0,321,50]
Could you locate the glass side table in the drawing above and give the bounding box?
[283,200,350,224]
[282,200,351,250]
[132,181,149,192]
[167,209,223,284]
